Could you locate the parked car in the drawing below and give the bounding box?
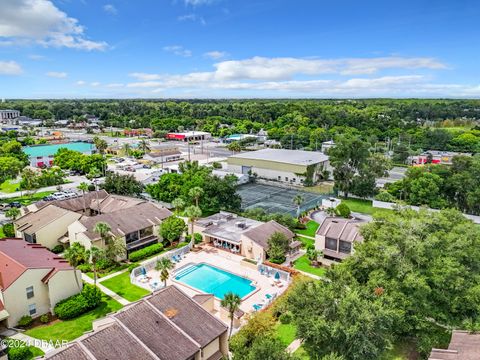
[43,195,54,201]
[143,164,151,169]
[9,202,21,208]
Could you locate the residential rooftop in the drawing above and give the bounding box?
[317,217,365,243]
[0,238,72,290]
[45,285,227,360]
[429,330,480,360]
[228,148,329,166]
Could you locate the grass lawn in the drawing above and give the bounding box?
[295,220,320,238]
[5,338,44,359]
[380,340,418,360]
[0,191,54,206]
[25,293,122,343]
[275,322,297,347]
[0,179,20,193]
[85,263,129,280]
[296,235,314,248]
[303,181,334,194]
[0,227,5,238]
[100,271,150,302]
[341,198,394,216]
[293,255,326,277]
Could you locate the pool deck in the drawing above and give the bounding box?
[135,247,289,324]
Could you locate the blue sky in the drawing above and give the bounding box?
[1,0,479,98]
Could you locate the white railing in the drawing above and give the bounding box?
[257,263,291,282]
[129,241,193,283]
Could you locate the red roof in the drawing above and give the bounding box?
[0,238,72,290]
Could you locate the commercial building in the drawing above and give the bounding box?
[195,211,296,262]
[408,150,472,165]
[428,330,480,359]
[45,285,229,360]
[227,148,329,185]
[0,238,81,327]
[144,144,183,164]
[23,141,95,167]
[315,217,366,262]
[0,109,20,123]
[166,131,211,142]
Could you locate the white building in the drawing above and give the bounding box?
[0,110,20,123]
[227,148,330,185]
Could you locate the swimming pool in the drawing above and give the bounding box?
[174,263,256,300]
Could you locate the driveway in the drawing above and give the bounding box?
[311,210,372,224]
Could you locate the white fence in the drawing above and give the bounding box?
[129,241,193,283]
[372,200,480,224]
[257,263,291,282]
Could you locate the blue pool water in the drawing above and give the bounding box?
[175,263,255,299]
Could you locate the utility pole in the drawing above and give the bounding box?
[290,134,293,150]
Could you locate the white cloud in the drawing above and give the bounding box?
[91,82,101,87]
[46,71,67,78]
[103,4,118,15]
[184,0,217,6]
[163,45,192,57]
[0,60,23,75]
[28,54,46,60]
[129,72,163,81]
[204,50,228,60]
[177,13,206,25]
[76,80,86,85]
[0,0,107,51]
[105,83,124,88]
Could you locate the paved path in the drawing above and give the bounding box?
[286,339,303,353]
[81,274,131,306]
[96,268,129,282]
[9,332,56,353]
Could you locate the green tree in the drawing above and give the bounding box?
[86,246,106,286]
[266,231,290,264]
[172,197,186,213]
[159,216,187,245]
[184,205,202,236]
[188,186,204,207]
[93,136,108,155]
[335,203,351,218]
[5,207,20,221]
[123,143,131,157]
[63,243,87,290]
[292,194,304,218]
[77,182,89,213]
[102,172,144,196]
[155,257,174,287]
[227,141,242,154]
[138,139,150,153]
[220,292,242,338]
[0,156,24,184]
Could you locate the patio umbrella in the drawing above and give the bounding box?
[141,267,146,276]
[274,272,280,280]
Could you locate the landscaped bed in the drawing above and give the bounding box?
[25,293,122,343]
[275,322,297,347]
[100,272,150,302]
[295,220,320,238]
[340,198,393,216]
[0,191,54,206]
[293,255,326,277]
[296,235,314,248]
[0,179,20,193]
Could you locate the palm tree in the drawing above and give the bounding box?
[184,205,202,236]
[93,136,108,155]
[155,257,174,287]
[87,246,105,286]
[5,207,20,221]
[105,236,127,262]
[63,243,87,290]
[221,292,241,338]
[138,139,150,153]
[188,186,204,207]
[292,194,304,218]
[172,197,186,214]
[94,222,112,247]
[77,182,89,214]
[123,143,131,157]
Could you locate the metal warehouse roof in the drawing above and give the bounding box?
[229,149,329,166]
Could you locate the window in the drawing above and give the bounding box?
[24,233,36,244]
[125,231,140,244]
[285,177,288,181]
[28,304,36,316]
[339,241,352,254]
[139,227,153,238]
[26,286,34,299]
[325,237,337,251]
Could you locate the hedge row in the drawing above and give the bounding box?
[54,284,101,320]
[128,243,163,262]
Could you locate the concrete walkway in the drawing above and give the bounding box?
[286,339,303,353]
[96,268,129,282]
[9,332,56,353]
[81,274,131,306]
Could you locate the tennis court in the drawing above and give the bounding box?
[237,183,328,216]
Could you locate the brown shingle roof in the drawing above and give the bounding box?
[429,331,480,360]
[317,217,365,243]
[15,204,73,234]
[147,286,227,347]
[79,202,172,240]
[243,220,295,249]
[0,238,72,290]
[192,293,214,305]
[36,190,109,213]
[40,343,91,360]
[91,194,145,213]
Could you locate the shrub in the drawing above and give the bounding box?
[40,314,49,323]
[97,258,115,270]
[128,243,164,262]
[128,262,140,272]
[211,161,222,169]
[279,311,292,324]
[88,184,96,191]
[375,191,396,202]
[7,346,32,360]
[17,315,33,328]
[335,203,351,218]
[193,233,203,244]
[77,263,92,272]
[2,223,14,237]
[294,220,306,230]
[184,234,192,242]
[54,284,101,320]
[51,244,64,254]
[177,241,189,248]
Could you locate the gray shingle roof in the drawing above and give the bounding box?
[429,330,480,360]
[317,217,365,243]
[243,220,295,249]
[15,204,74,234]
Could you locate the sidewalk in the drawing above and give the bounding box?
[81,274,131,306]
[9,332,56,353]
[286,338,302,353]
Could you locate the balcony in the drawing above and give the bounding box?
[126,235,159,252]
